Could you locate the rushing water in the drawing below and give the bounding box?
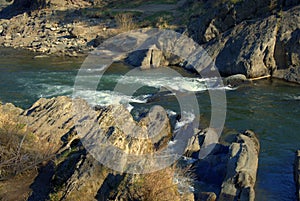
[0,48,299,201]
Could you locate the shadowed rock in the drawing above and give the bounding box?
[219,130,260,201]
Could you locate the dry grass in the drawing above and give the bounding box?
[132,167,180,201]
[0,112,54,180]
[127,164,194,201]
[115,13,137,31]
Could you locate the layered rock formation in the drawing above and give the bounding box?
[0,96,264,201]
[0,97,183,200]
[191,130,260,201]
[219,130,260,201]
[188,1,300,83]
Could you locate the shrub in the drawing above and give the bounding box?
[126,164,194,201]
[115,13,137,31]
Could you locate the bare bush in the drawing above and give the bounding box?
[115,13,136,31]
[125,164,194,201]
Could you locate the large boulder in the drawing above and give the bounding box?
[125,49,164,69]
[272,6,300,83]
[125,49,182,69]
[219,130,260,201]
[205,15,278,78]
[188,2,300,83]
[224,74,252,87]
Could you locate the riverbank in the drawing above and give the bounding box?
[0,0,187,57]
[0,0,299,83]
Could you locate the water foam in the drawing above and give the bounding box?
[73,90,147,111]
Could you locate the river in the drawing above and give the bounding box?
[0,48,299,201]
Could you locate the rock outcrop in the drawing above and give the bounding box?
[1,96,186,200]
[219,130,260,201]
[23,96,76,152]
[0,97,264,200]
[295,150,300,201]
[188,2,300,83]
[125,49,183,69]
[187,130,260,201]
[272,6,300,83]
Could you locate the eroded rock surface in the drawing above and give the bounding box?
[219,130,260,201]
[0,97,263,201]
[188,2,300,83]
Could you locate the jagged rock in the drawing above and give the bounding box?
[188,0,273,45]
[219,130,260,201]
[0,102,24,115]
[224,74,252,87]
[188,0,300,45]
[125,48,184,69]
[205,15,278,78]
[295,150,300,201]
[189,2,300,82]
[49,153,110,201]
[125,49,164,69]
[273,6,300,83]
[185,128,222,159]
[15,96,174,200]
[23,96,75,152]
[0,96,263,201]
[139,105,171,147]
[204,20,220,43]
[185,130,202,158]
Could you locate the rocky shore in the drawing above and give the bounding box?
[0,0,117,57]
[0,0,299,83]
[0,96,262,201]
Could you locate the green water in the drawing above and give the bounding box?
[0,48,299,200]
